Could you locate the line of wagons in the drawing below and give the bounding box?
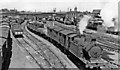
[0,20,12,70]
[3,16,24,38]
[27,21,113,68]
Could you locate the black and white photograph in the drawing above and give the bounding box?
[0,0,119,70]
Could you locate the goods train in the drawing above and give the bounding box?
[11,23,23,37]
[27,19,120,69]
[27,21,45,35]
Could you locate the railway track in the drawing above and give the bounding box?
[26,24,102,70]
[19,24,68,69]
[73,29,120,68]
[25,21,120,70]
[84,30,120,57]
[97,40,120,52]
[12,22,69,69]
[23,32,67,68]
[50,23,120,69]
[16,38,44,68]
[16,36,67,69]
[84,33,120,53]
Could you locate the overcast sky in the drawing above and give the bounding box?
[0,0,117,12]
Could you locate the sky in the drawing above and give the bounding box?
[0,0,117,12]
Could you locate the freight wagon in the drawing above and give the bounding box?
[11,23,23,37]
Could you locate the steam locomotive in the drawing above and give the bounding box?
[27,18,120,69]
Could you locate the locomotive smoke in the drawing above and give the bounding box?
[78,15,91,34]
[100,0,119,31]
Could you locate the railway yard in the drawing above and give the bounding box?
[0,3,120,70]
[0,17,119,70]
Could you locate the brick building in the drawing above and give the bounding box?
[65,7,83,22]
